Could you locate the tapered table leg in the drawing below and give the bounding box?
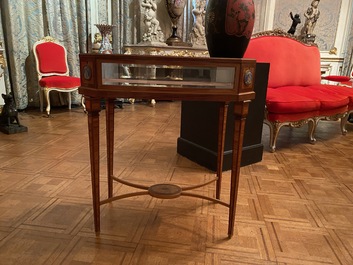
[106,98,115,198]
[228,101,250,238]
[85,96,102,233]
[216,102,229,200]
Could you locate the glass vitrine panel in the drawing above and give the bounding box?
[101,62,235,89]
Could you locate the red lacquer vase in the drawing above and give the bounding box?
[205,0,255,58]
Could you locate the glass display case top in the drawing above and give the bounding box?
[101,62,236,89]
[79,54,256,102]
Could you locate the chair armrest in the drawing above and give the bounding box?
[322,75,351,82]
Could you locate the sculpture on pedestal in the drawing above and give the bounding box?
[300,0,320,43]
[141,0,165,43]
[92,33,102,53]
[95,24,115,54]
[189,0,206,47]
[165,0,189,46]
[287,12,301,35]
[0,93,27,134]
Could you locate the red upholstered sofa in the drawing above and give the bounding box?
[244,29,353,152]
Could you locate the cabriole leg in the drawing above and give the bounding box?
[68,92,72,110]
[265,120,281,153]
[308,118,317,143]
[44,89,51,116]
[341,114,349,135]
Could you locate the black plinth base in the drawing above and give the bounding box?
[177,137,264,171]
[166,27,192,47]
[166,38,192,47]
[177,63,269,172]
[0,124,28,134]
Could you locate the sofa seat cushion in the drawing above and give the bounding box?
[266,87,320,114]
[276,86,349,111]
[309,84,353,107]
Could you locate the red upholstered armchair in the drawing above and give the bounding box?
[33,36,83,116]
[323,70,353,122]
[322,70,353,88]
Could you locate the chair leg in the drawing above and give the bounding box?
[308,118,317,144]
[68,92,72,110]
[341,114,349,135]
[39,88,44,112]
[44,89,51,116]
[81,95,87,113]
[270,122,282,153]
[264,120,281,152]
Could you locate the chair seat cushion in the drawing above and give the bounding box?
[39,76,80,89]
[340,80,353,87]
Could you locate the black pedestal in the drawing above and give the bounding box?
[0,124,28,134]
[177,63,269,171]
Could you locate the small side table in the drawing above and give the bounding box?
[79,53,256,238]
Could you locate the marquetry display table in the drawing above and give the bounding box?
[79,54,256,238]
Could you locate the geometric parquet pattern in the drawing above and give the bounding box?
[0,101,353,264]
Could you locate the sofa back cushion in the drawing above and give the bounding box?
[244,35,322,88]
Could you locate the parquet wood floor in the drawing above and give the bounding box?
[0,101,353,265]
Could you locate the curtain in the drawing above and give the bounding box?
[112,0,126,53]
[0,0,89,110]
[0,6,10,95]
[343,21,353,76]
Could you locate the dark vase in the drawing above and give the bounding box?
[205,0,255,58]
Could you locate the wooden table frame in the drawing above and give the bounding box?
[79,54,256,238]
